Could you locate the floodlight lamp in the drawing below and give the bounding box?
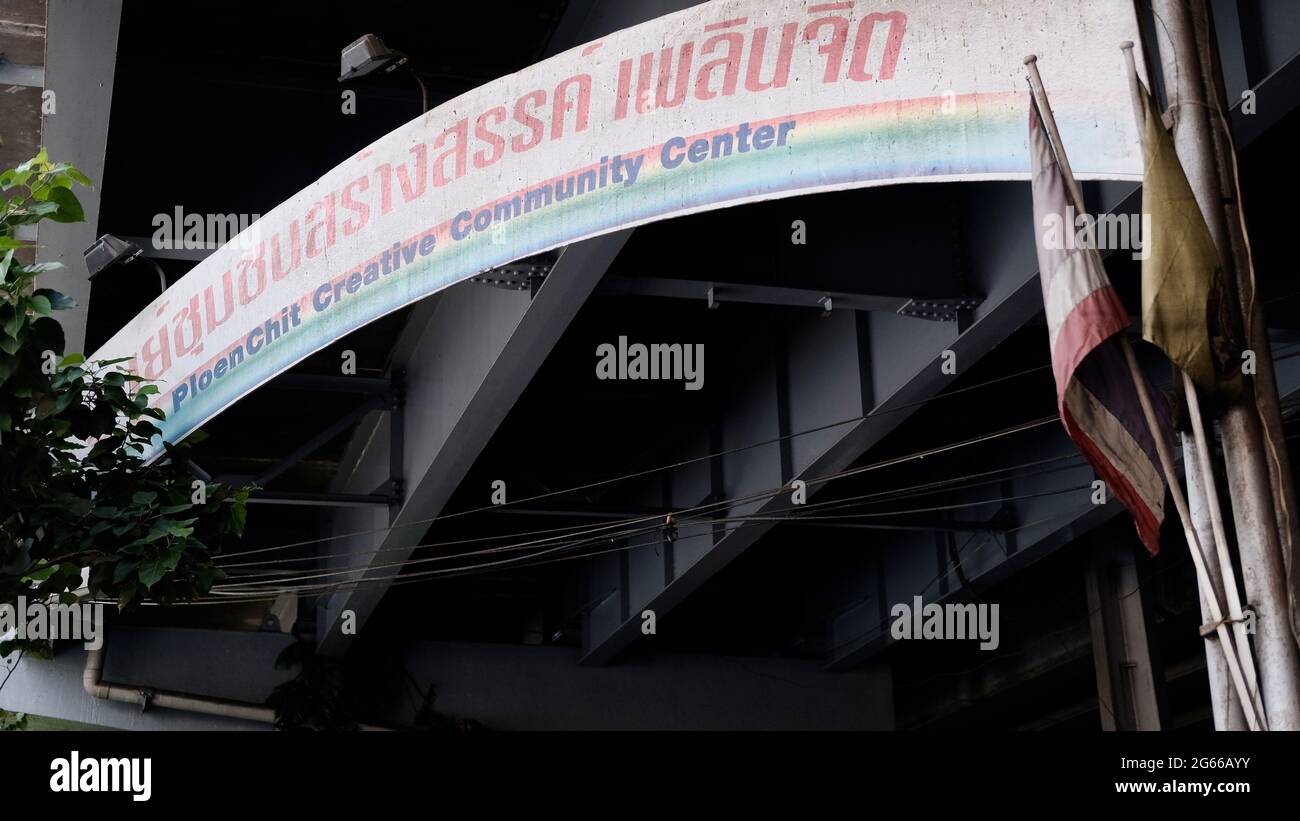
[84,234,142,280]
[339,34,406,82]
[83,234,167,294]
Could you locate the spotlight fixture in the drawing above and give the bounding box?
[339,34,428,113]
[83,234,168,294]
[338,34,405,81]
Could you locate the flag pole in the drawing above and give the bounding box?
[1119,40,1266,728]
[1022,54,1264,730]
[1152,0,1300,731]
[1183,369,1268,721]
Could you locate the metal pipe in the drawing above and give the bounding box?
[83,645,277,724]
[83,638,388,730]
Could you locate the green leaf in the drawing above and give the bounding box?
[64,496,91,517]
[17,148,48,172]
[58,352,85,366]
[131,490,157,505]
[117,582,139,610]
[138,561,167,589]
[46,187,84,223]
[0,236,24,250]
[0,169,33,190]
[49,389,75,415]
[66,167,93,188]
[23,564,55,582]
[112,560,139,584]
[36,289,76,311]
[3,309,23,338]
[118,539,148,554]
[28,294,51,315]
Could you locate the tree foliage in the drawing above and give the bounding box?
[0,150,248,660]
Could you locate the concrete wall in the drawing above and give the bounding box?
[3,627,892,731]
[390,640,894,730]
[1,627,292,730]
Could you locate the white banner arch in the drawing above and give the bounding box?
[90,0,1146,460]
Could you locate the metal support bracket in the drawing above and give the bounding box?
[469,260,555,297]
[896,296,983,322]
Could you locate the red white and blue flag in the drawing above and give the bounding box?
[1029,101,1172,555]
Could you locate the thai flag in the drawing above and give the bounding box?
[1029,101,1172,555]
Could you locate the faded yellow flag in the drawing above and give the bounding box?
[1139,82,1240,406]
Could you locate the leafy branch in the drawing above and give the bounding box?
[0,150,249,659]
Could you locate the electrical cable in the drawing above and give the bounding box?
[218,451,1086,572]
[217,365,1057,561]
[210,420,1066,587]
[211,486,1091,595]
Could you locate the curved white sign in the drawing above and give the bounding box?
[90,0,1145,460]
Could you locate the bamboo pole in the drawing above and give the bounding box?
[1153,0,1300,731]
[1023,54,1263,730]
[1183,371,1267,719]
[1185,424,1247,727]
[1118,40,1265,728]
[1121,29,1244,730]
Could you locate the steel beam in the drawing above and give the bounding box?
[1229,48,1300,148]
[598,275,980,318]
[246,491,393,508]
[273,374,391,394]
[580,180,1142,666]
[316,231,631,655]
[824,330,1300,671]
